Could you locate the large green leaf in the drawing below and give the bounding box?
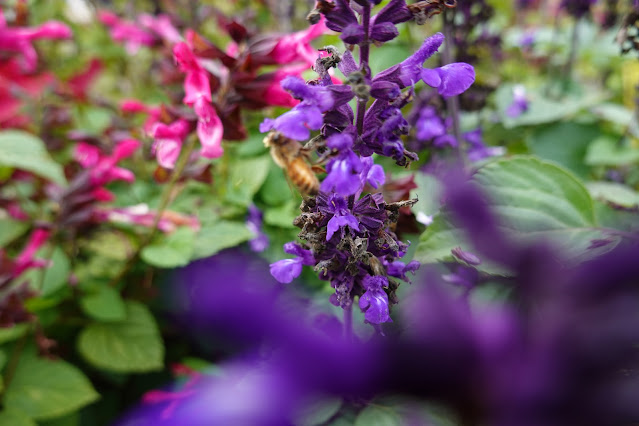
[354,406,401,426]
[225,155,271,206]
[192,221,254,259]
[141,227,195,268]
[0,131,66,185]
[0,219,29,247]
[585,135,639,166]
[294,396,342,426]
[0,409,36,426]
[79,286,127,322]
[527,122,599,178]
[3,349,98,421]
[415,157,615,273]
[77,302,164,373]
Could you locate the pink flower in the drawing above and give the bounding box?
[120,99,163,135]
[13,229,51,277]
[67,59,102,100]
[0,10,72,72]
[270,17,327,66]
[152,119,190,169]
[173,42,224,161]
[139,13,182,44]
[95,204,200,233]
[264,65,306,107]
[74,139,141,201]
[98,11,156,54]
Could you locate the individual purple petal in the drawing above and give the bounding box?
[359,275,392,324]
[283,242,315,265]
[386,260,420,282]
[370,81,400,100]
[326,214,360,240]
[340,23,366,44]
[360,157,385,189]
[398,33,445,87]
[338,50,358,77]
[370,22,399,43]
[322,0,359,33]
[371,0,412,27]
[452,247,482,266]
[421,63,475,97]
[270,258,303,284]
[326,132,354,150]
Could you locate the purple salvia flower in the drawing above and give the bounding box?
[321,0,365,44]
[506,84,529,118]
[321,132,364,196]
[359,275,392,324]
[260,76,353,140]
[270,242,315,283]
[416,106,447,141]
[246,205,269,252]
[326,195,361,240]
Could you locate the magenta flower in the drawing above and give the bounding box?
[174,42,224,160]
[139,13,182,44]
[151,119,190,169]
[12,229,52,278]
[269,16,327,65]
[0,10,72,72]
[95,204,200,233]
[74,140,140,202]
[98,11,156,54]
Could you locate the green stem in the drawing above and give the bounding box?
[442,8,467,168]
[108,136,198,287]
[0,326,31,403]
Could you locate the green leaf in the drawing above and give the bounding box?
[527,122,599,178]
[264,200,298,229]
[192,221,254,259]
[0,324,29,345]
[416,157,612,273]
[72,106,112,135]
[141,227,196,268]
[77,301,164,373]
[586,181,639,208]
[258,165,295,206]
[40,248,70,297]
[225,155,271,206]
[0,219,29,247]
[585,135,639,166]
[354,406,402,426]
[4,349,98,421]
[0,131,66,185]
[0,409,36,426]
[80,286,127,322]
[294,396,342,426]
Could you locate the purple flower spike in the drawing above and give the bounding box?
[421,63,476,97]
[359,275,392,324]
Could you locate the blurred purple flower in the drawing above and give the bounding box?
[506,84,529,118]
[246,205,269,252]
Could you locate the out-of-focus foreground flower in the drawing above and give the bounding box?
[116,172,639,426]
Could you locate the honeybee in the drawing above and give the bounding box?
[263,131,320,196]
